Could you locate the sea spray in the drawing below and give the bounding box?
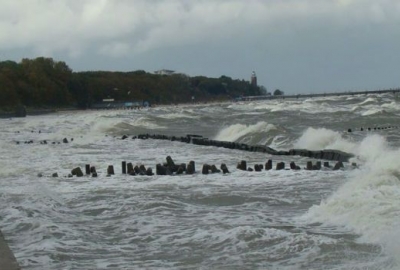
[301,134,400,266]
[293,127,356,152]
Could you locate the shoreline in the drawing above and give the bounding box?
[1,88,397,119]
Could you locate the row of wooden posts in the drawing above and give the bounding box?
[61,157,348,178]
[16,137,72,145]
[130,134,354,162]
[347,126,398,133]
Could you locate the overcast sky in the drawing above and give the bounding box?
[1,0,399,94]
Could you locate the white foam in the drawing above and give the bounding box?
[362,108,386,116]
[156,112,198,119]
[382,101,400,112]
[358,97,377,105]
[302,134,400,264]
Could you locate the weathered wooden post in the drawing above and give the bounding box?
[186,163,195,175]
[265,159,272,170]
[276,162,285,170]
[290,161,300,170]
[306,161,313,170]
[211,165,221,173]
[316,161,322,170]
[220,163,230,174]
[90,166,97,177]
[166,156,175,169]
[333,161,344,170]
[71,167,84,177]
[122,161,127,174]
[133,165,142,175]
[139,165,147,174]
[202,164,210,174]
[179,163,187,171]
[176,166,184,175]
[107,165,115,175]
[156,164,166,175]
[127,163,135,175]
[237,160,247,171]
[189,161,195,172]
[146,168,154,176]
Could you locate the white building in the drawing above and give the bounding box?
[154,69,175,75]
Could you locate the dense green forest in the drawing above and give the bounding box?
[0,57,263,110]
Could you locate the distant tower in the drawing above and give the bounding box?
[251,71,257,87]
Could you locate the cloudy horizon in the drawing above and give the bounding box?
[1,0,400,94]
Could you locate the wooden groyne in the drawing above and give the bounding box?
[0,230,20,270]
[55,157,351,179]
[129,134,354,162]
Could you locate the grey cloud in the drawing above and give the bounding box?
[0,0,399,93]
[2,0,398,55]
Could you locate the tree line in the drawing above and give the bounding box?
[0,57,264,110]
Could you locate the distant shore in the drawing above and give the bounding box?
[1,87,399,119]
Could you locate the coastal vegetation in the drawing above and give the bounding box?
[0,57,264,110]
[273,89,284,96]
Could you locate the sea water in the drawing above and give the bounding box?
[1,93,400,269]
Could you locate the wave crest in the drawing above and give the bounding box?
[214,121,278,145]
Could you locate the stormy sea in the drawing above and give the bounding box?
[1,93,400,269]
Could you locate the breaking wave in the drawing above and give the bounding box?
[293,127,356,152]
[214,121,279,145]
[301,134,400,267]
